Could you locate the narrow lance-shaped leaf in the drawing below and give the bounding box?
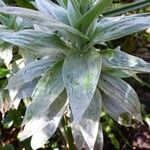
[98,74,142,122]
[104,0,150,16]
[6,58,57,89]
[0,29,70,55]
[102,48,150,73]
[22,61,64,125]
[79,89,102,150]
[75,0,112,33]
[102,93,132,126]
[0,7,88,40]
[20,91,67,141]
[67,0,82,26]
[35,0,70,25]
[62,50,102,122]
[30,98,67,149]
[91,14,150,44]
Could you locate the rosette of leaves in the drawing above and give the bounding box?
[0,0,150,149]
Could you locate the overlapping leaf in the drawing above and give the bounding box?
[91,14,150,44]
[67,0,81,26]
[35,0,70,25]
[79,89,102,150]
[98,74,142,122]
[102,93,132,126]
[6,58,57,89]
[102,48,150,73]
[75,0,112,33]
[20,91,67,141]
[22,62,64,125]
[0,7,88,40]
[62,50,102,122]
[0,29,70,55]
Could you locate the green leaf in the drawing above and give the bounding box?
[67,0,82,26]
[62,50,102,122]
[0,7,88,40]
[6,58,57,89]
[79,89,102,149]
[22,61,64,125]
[102,48,150,73]
[0,29,70,55]
[56,0,68,8]
[91,14,150,44]
[16,0,35,9]
[75,0,112,33]
[35,0,70,25]
[104,0,150,16]
[78,0,93,14]
[98,74,142,122]
[20,91,67,141]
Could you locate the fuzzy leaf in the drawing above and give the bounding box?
[79,89,102,150]
[0,29,70,55]
[35,0,70,25]
[102,93,132,126]
[75,0,112,33]
[0,7,88,40]
[22,62,64,125]
[62,50,102,122]
[98,74,142,122]
[20,91,67,141]
[30,101,67,149]
[14,78,39,100]
[91,14,150,44]
[6,58,57,89]
[102,48,150,73]
[67,0,81,26]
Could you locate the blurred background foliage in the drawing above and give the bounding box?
[0,0,150,149]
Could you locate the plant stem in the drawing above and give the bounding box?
[62,116,75,150]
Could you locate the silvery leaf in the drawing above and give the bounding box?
[62,50,102,122]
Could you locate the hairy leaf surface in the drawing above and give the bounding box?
[35,0,70,25]
[91,14,150,44]
[6,58,57,89]
[22,62,64,125]
[62,50,102,122]
[98,74,142,122]
[102,48,150,73]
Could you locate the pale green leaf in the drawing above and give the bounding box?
[98,74,142,122]
[6,58,57,89]
[67,0,82,26]
[79,89,102,150]
[0,0,6,7]
[30,101,67,149]
[14,78,39,100]
[35,0,70,25]
[91,14,150,44]
[22,62,64,125]
[0,29,70,55]
[102,93,132,126]
[62,50,102,122]
[102,48,150,73]
[0,7,88,40]
[75,0,112,33]
[20,91,67,141]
